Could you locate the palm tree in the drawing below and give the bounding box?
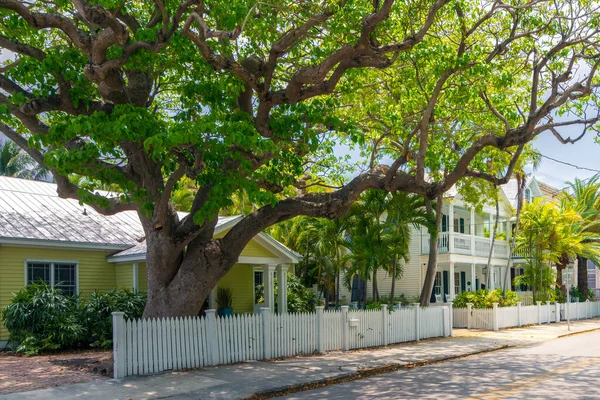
[0,140,48,180]
[563,176,600,299]
[385,192,430,302]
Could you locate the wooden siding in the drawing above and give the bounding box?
[216,264,254,314]
[215,229,278,258]
[137,262,148,292]
[0,246,115,341]
[115,263,134,290]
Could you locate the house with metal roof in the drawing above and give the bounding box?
[0,176,300,347]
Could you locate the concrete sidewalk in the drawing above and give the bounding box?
[4,319,600,400]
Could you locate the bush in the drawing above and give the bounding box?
[452,289,521,308]
[2,284,146,354]
[366,302,381,310]
[80,289,147,349]
[255,273,319,313]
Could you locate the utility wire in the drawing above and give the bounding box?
[540,154,600,174]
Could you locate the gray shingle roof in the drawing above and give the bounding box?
[0,176,143,247]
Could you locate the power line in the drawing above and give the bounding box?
[540,154,600,174]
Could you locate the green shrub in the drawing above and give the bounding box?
[80,289,147,349]
[255,273,319,313]
[366,302,381,310]
[452,289,522,309]
[2,283,84,355]
[2,284,147,354]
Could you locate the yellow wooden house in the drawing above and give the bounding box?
[0,177,299,347]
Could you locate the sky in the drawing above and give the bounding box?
[527,127,599,191]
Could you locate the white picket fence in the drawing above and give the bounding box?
[453,300,600,331]
[112,304,450,379]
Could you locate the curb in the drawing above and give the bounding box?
[241,344,515,400]
[556,326,600,339]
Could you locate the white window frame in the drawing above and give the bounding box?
[434,271,442,295]
[24,259,79,296]
[454,272,460,295]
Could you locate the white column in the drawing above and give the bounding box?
[112,312,126,379]
[263,264,276,313]
[449,262,455,300]
[448,203,455,253]
[277,264,289,314]
[208,286,218,309]
[470,208,476,256]
[489,266,495,290]
[470,264,476,292]
[132,262,139,293]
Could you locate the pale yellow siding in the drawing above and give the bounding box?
[115,264,134,290]
[215,229,277,258]
[0,246,116,341]
[137,262,148,292]
[217,264,254,314]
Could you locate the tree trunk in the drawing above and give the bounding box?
[372,269,379,302]
[556,253,569,298]
[143,232,235,318]
[390,255,397,305]
[485,195,500,289]
[577,255,589,300]
[420,195,443,307]
[503,175,526,295]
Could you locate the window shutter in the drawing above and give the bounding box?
[460,218,465,233]
[443,271,449,296]
[442,215,447,232]
[461,271,466,292]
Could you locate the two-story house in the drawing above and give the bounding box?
[340,176,560,305]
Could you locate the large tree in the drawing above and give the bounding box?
[0,0,599,317]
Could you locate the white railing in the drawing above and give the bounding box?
[453,300,600,331]
[512,247,531,259]
[421,232,510,259]
[112,305,450,379]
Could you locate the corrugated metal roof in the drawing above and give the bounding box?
[0,176,143,247]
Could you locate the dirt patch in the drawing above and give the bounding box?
[0,349,112,395]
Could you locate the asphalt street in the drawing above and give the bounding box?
[280,330,600,399]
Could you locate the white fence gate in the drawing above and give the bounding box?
[453,300,600,331]
[113,305,450,379]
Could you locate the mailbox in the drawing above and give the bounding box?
[349,318,359,327]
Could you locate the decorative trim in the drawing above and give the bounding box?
[0,237,129,251]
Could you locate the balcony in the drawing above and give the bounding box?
[422,232,509,259]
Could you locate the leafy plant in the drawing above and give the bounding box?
[452,289,521,309]
[255,273,319,313]
[2,284,146,354]
[216,288,233,309]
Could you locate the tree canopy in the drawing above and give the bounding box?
[1,0,599,316]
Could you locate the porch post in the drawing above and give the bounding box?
[448,203,455,253]
[470,208,476,257]
[449,262,455,300]
[489,266,495,290]
[277,264,289,314]
[263,264,277,313]
[470,264,476,292]
[208,286,218,309]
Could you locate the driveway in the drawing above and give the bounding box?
[0,350,111,395]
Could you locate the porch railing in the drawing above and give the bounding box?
[422,232,510,259]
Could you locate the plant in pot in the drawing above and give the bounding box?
[216,288,234,317]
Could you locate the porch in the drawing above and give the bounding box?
[430,262,508,303]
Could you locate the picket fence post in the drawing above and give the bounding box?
[316,306,324,353]
[536,301,542,324]
[467,303,473,330]
[341,306,349,351]
[586,300,590,319]
[517,302,522,327]
[205,309,218,366]
[381,304,389,346]
[442,306,450,337]
[447,301,453,336]
[492,303,499,332]
[413,303,421,341]
[260,307,271,360]
[555,302,560,322]
[546,301,551,323]
[112,312,126,379]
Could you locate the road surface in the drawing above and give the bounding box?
[280,330,600,399]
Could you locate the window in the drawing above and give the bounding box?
[525,188,531,202]
[254,270,263,289]
[454,272,460,295]
[454,218,465,234]
[26,261,77,296]
[434,271,442,295]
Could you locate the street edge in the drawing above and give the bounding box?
[240,344,515,400]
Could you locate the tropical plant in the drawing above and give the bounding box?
[513,261,557,303]
[0,140,48,180]
[2,284,146,354]
[452,289,521,309]
[216,288,234,309]
[254,273,319,313]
